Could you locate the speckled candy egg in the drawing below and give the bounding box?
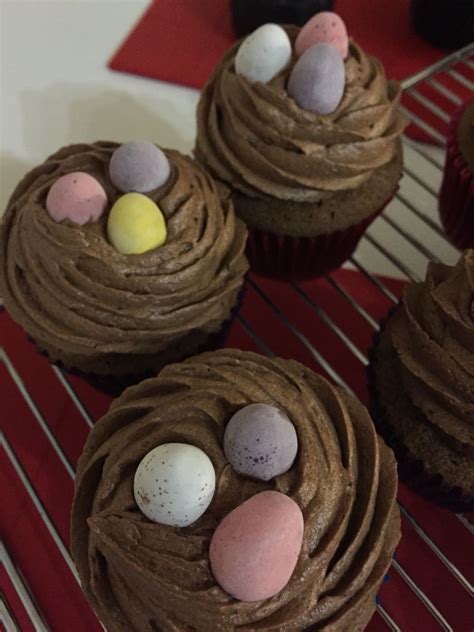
[287,42,345,115]
[133,443,216,527]
[107,192,167,255]
[46,172,107,225]
[210,491,304,602]
[235,23,292,84]
[295,12,349,59]
[109,141,171,193]
[224,404,298,481]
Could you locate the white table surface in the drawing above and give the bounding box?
[0,0,460,279]
[1,0,196,209]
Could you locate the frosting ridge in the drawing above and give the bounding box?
[196,28,407,202]
[0,143,248,374]
[389,251,474,454]
[72,349,400,631]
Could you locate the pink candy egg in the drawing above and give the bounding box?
[295,12,349,59]
[46,172,107,225]
[209,491,304,602]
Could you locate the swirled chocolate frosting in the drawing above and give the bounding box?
[0,143,248,375]
[196,27,406,203]
[72,349,400,631]
[373,251,474,493]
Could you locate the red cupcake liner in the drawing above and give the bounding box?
[245,193,396,281]
[439,98,474,250]
[367,307,474,513]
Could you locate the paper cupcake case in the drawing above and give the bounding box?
[439,100,474,250]
[245,194,395,281]
[367,309,474,514]
[26,287,246,396]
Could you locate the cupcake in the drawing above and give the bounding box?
[369,251,474,512]
[71,349,400,631]
[196,13,406,280]
[410,0,474,50]
[439,98,474,250]
[231,0,334,37]
[0,142,248,390]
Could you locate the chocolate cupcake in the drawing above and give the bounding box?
[0,142,248,388]
[71,349,400,631]
[369,251,474,512]
[196,13,407,280]
[231,0,334,37]
[439,99,474,250]
[410,0,474,50]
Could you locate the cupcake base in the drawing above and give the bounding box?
[439,99,474,250]
[410,0,474,50]
[232,145,403,281]
[231,0,334,37]
[245,204,385,280]
[368,309,474,513]
[28,288,245,397]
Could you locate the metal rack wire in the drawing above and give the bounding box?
[1,43,474,632]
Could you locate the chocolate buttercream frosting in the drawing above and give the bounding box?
[0,143,248,375]
[371,251,474,501]
[72,349,400,631]
[196,27,406,203]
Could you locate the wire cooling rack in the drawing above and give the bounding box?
[1,44,474,632]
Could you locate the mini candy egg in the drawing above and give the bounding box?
[295,12,349,59]
[224,404,298,481]
[210,491,304,602]
[235,23,292,84]
[287,42,345,115]
[107,192,167,255]
[46,172,107,225]
[134,443,216,527]
[109,141,170,193]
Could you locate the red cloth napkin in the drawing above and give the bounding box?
[108,0,474,143]
[109,0,446,87]
[2,270,473,631]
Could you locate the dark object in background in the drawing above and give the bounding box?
[411,0,474,50]
[231,0,334,37]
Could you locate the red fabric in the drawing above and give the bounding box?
[1,269,473,631]
[109,0,445,88]
[108,0,474,143]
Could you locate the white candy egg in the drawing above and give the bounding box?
[235,23,292,84]
[134,443,216,527]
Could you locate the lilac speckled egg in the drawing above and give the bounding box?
[224,403,298,481]
[209,491,304,602]
[287,42,345,115]
[46,172,107,225]
[235,23,292,84]
[295,12,349,59]
[109,141,170,193]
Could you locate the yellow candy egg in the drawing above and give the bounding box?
[107,192,167,255]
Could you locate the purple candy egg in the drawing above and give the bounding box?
[109,141,170,193]
[287,42,345,115]
[224,404,298,482]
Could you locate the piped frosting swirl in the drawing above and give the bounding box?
[0,143,248,374]
[72,349,400,631]
[388,251,474,455]
[196,27,407,202]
